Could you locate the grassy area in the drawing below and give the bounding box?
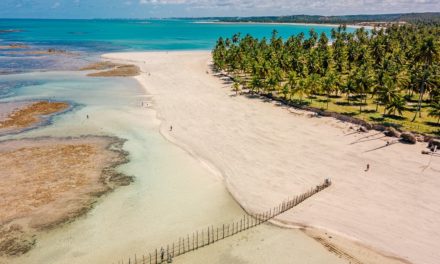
[277,93,440,136]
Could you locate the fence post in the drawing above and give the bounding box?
[137,186,326,263]
[212,226,214,243]
[183,237,185,253]
[207,227,210,245]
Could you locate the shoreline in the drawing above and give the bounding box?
[192,21,375,29]
[103,51,438,264]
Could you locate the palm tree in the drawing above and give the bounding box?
[250,75,262,94]
[306,74,321,103]
[214,24,440,133]
[354,67,373,113]
[286,71,299,101]
[386,95,406,116]
[428,99,440,124]
[344,73,357,105]
[378,76,404,116]
[322,71,337,109]
[282,83,290,100]
[297,78,308,104]
[412,36,439,121]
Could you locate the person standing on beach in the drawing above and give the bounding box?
[170,125,173,131]
[365,164,370,172]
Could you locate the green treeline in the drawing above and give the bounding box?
[212,24,440,134]
[213,12,440,24]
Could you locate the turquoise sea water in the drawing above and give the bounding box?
[1,19,353,51]
[0,19,356,74]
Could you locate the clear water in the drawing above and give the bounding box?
[0,19,355,73]
[1,72,245,264]
[0,19,352,51]
[0,20,351,263]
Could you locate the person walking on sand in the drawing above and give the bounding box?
[86,114,89,119]
[365,164,370,172]
[170,125,173,131]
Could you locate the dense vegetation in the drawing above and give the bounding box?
[211,12,440,25]
[212,24,440,135]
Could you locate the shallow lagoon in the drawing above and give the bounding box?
[1,71,245,263]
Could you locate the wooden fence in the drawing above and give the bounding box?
[116,179,331,264]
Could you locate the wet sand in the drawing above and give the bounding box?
[80,61,140,77]
[104,51,440,264]
[0,136,131,258]
[0,44,28,49]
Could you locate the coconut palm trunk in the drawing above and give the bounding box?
[412,81,425,122]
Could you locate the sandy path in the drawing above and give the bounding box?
[104,51,440,264]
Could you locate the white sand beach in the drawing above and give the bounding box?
[104,51,440,264]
